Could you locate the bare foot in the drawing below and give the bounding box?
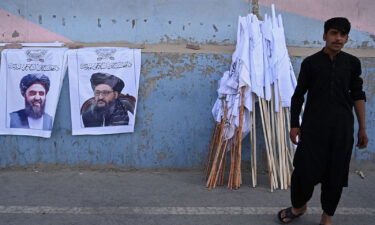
[320,212,333,225]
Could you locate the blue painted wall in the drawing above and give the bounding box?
[0,54,374,167]
[1,0,374,47]
[0,53,231,167]
[0,0,374,167]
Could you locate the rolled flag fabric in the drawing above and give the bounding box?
[272,14,297,108]
[211,5,296,139]
[248,13,264,99]
[67,47,141,135]
[261,14,273,101]
[211,16,252,140]
[268,5,297,111]
[0,48,67,138]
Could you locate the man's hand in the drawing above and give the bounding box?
[357,128,368,149]
[353,100,367,149]
[290,128,301,145]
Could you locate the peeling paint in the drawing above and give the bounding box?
[11,30,19,38]
[140,53,194,98]
[312,41,322,45]
[212,54,232,65]
[97,18,101,28]
[112,19,117,24]
[362,64,375,99]
[138,144,148,152]
[212,24,218,32]
[201,65,216,76]
[140,129,148,137]
[157,152,167,162]
[156,34,233,45]
[140,76,158,99]
[168,20,171,24]
[132,19,135,28]
[159,35,191,44]
[360,41,369,48]
[141,58,152,77]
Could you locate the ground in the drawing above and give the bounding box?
[0,168,374,225]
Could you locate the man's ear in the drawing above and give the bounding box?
[114,91,119,98]
[323,33,327,41]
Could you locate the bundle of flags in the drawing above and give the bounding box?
[206,5,297,191]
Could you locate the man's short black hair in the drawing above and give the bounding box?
[324,17,351,34]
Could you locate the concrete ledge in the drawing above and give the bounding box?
[81,44,375,57]
[2,43,374,57]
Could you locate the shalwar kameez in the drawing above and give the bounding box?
[290,49,366,216]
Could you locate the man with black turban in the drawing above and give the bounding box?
[10,73,53,130]
[82,72,134,127]
[277,17,368,225]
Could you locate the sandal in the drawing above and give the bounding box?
[277,207,304,224]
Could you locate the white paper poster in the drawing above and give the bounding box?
[67,47,141,135]
[0,48,67,138]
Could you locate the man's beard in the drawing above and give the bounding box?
[94,100,116,116]
[25,99,45,119]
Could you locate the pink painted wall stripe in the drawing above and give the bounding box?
[259,0,375,34]
[0,9,72,43]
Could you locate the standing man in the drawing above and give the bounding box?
[278,18,368,225]
[10,73,53,130]
[82,72,134,127]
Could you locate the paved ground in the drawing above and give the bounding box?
[0,168,374,225]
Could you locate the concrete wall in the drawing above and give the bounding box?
[0,0,374,168]
[1,0,374,47]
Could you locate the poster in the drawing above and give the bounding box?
[0,48,67,138]
[67,47,141,135]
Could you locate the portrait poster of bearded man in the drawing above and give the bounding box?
[0,48,67,138]
[80,72,136,128]
[9,74,53,131]
[67,47,141,135]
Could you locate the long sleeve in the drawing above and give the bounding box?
[290,59,309,128]
[350,57,366,101]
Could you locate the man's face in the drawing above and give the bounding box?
[24,83,46,118]
[94,84,118,108]
[323,28,348,53]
